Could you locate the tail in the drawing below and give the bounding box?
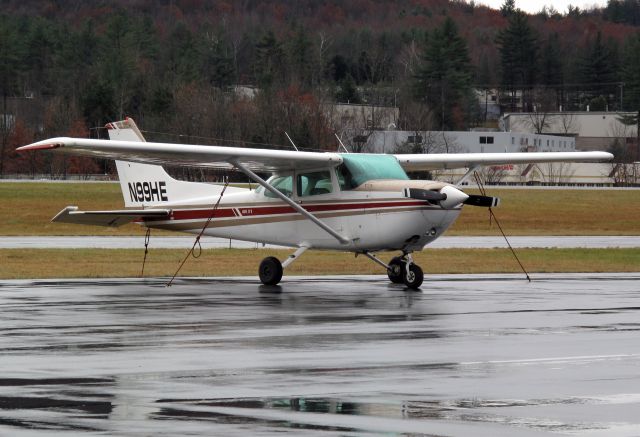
[107,118,240,207]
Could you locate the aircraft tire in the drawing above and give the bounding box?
[387,257,405,284]
[259,256,283,285]
[403,264,423,290]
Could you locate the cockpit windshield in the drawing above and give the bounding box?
[337,154,409,189]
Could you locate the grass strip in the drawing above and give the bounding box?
[1,248,638,279]
[1,183,639,236]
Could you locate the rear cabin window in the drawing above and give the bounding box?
[296,170,333,196]
[337,154,409,190]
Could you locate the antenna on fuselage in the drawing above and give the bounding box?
[334,133,349,153]
[284,132,299,151]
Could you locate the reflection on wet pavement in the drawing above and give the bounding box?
[1,273,639,436]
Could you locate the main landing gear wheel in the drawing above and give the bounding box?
[403,263,424,289]
[259,256,283,285]
[387,257,405,284]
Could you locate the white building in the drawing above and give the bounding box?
[365,130,575,154]
[437,162,636,187]
[501,111,637,152]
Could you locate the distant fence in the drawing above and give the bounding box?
[1,174,115,181]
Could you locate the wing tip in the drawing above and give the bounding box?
[16,139,66,152]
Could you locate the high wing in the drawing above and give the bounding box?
[394,151,613,171]
[19,137,613,173]
[17,137,343,172]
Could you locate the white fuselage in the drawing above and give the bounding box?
[142,184,462,252]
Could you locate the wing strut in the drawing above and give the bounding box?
[233,161,350,245]
[456,165,480,185]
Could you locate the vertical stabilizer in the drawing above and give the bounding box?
[107,118,231,208]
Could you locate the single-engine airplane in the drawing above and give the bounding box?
[18,118,613,289]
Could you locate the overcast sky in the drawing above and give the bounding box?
[473,0,608,14]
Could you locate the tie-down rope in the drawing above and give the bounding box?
[473,171,531,282]
[166,178,231,286]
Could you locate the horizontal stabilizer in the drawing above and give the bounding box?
[52,206,171,227]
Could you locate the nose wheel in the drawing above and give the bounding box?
[386,255,423,289]
[403,263,423,289]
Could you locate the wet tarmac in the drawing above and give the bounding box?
[1,273,639,436]
[2,235,640,249]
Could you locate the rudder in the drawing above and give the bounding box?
[107,118,234,208]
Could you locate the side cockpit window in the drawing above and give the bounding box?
[297,170,333,196]
[335,164,357,191]
[262,175,293,198]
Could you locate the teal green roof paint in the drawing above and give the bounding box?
[340,154,409,186]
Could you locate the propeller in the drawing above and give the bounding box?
[403,188,446,202]
[404,186,500,209]
[463,194,500,208]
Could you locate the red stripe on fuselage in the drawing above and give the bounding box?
[163,200,431,222]
[171,208,236,221]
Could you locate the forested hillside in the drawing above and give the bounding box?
[1,0,640,176]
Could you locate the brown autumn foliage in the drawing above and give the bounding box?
[2,0,640,178]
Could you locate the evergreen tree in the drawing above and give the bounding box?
[621,33,640,110]
[496,11,538,111]
[327,55,349,83]
[0,18,24,176]
[540,33,563,109]
[287,25,315,88]
[24,18,56,96]
[476,54,493,88]
[201,33,235,89]
[254,31,285,89]
[54,22,98,101]
[81,80,117,127]
[579,31,618,108]
[166,22,200,84]
[500,0,516,17]
[605,0,640,26]
[540,33,563,86]
[413,17,472,130]
[476,54,493,122]
[100,12,138,119]
[336,73,361,103]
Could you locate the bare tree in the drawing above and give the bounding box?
[329,103,396,153]
[317,31,332,72]
[510,89,558,134]
[607,126,639,186]
[397,40,420,78]
[394,131,463,155]
[558,112,579,135]
[478,165,509,185]
[544,162,575,184]
[610,162,639,186]
[527,111,555,134]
